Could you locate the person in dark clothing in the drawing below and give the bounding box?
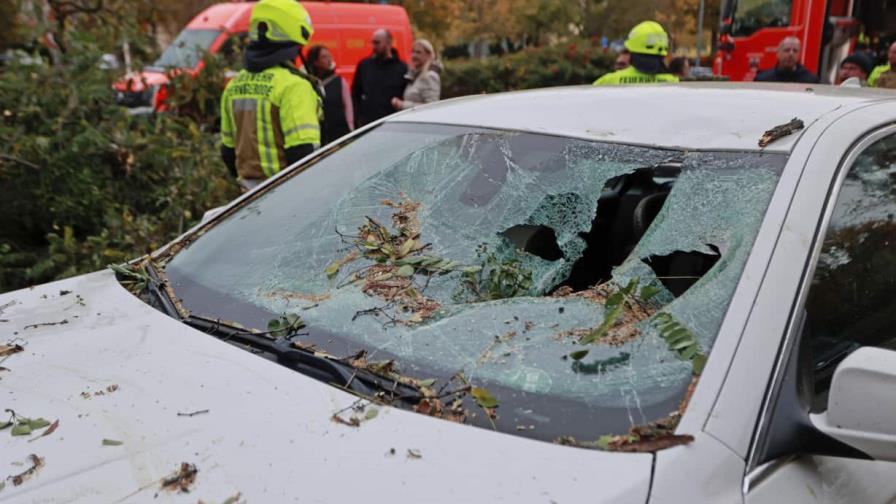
[306,45,354,145]
[836,52,873,85]
[754,37,819,83]
[351,28,408,127]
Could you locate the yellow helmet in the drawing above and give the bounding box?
[249,0,314,46]
[624,21,669,56]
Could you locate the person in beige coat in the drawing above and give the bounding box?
[391,39,441,110]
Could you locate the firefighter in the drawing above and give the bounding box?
[593,21,678,86]
[220,0,322,190]
[869,41,896,88]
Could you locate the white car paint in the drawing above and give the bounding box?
[0,270,651,503]
[4,83,896,503]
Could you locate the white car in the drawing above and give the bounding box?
[3,83,896,503]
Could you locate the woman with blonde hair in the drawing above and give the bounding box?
[391,39,441,110]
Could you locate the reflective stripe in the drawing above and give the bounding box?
[233,98,257,111]
[259,99,275,178]
[282,123,320,137]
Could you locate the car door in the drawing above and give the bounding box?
[744,116,896,503]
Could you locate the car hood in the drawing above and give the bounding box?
[0,270,652,503]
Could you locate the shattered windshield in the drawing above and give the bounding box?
[164,123,785,447]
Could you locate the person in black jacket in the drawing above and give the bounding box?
[307,45,354,144]
[755,37,819,83]
[352,29,408,127]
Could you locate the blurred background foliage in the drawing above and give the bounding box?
[0,0,239,292]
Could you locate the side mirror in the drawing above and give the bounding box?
[810,347,896,460]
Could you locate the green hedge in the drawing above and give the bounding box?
[442,41,617,98]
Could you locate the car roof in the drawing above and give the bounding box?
[390,82,896,153]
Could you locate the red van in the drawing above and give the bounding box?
[115,1,413,112]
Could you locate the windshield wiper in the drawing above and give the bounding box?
[186,315,424,401]
[140,261,423,402]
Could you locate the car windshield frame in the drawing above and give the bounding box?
[152,28,221,70]
[157,122,788,447]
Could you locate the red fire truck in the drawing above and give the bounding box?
[714,0,896,83]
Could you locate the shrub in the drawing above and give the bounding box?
[442,40,617,98]
[0,35,239,292]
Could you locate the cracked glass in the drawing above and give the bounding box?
[165,122,786,442]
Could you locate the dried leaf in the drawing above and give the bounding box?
[160,462,198,493]
[27,419,58,442]
[102,438,123,446]
[406,449,422,459]
[330,414,360,427]
[470,387,499,409]
[0,344,23,357]
[611,434,694,452]
[9,454,43,486]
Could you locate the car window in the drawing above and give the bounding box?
[804,132,896,410]
[163,122,785,443]
[730,0,793,37]
[153,29,222,69]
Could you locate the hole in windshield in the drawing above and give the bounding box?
[500,224,564,261]
[643,245,722,297]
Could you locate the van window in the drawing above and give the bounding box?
[154,29,222,69]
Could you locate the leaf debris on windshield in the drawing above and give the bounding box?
[328,196,477,325]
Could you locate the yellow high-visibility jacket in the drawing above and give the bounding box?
[221,64,322,180]
[593,67,679,86]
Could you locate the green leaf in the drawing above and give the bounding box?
[267,319,283,332]
[605,291,624,308]
[665,327,690,340]
[670,338,694,351]
[11,423,32,436]
[102,438,123,446]
[596,434,615,450]
[324,261,341,279]
[569,349,590,361]
[639,285,662,302]
[0,421,12,431]
[364,407,379,420]
[397,265,415,277]
[398,238,415,257]
[691,354,708,374]
[417,378,437,388]
[680,344,699,360]
[470,387,499,409]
